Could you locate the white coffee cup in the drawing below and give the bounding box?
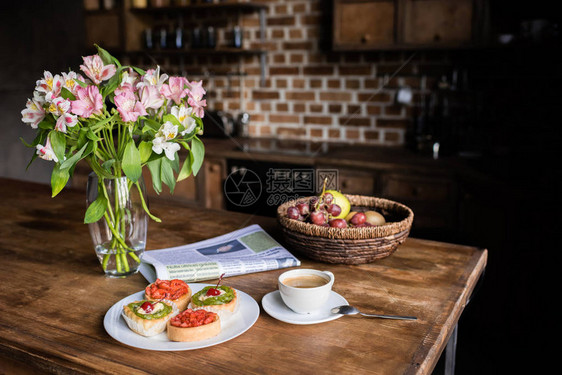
[278,269,335,314]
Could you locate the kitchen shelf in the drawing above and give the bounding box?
[129,2,267,14]
[130,48,267,56]
[127,1,267,86]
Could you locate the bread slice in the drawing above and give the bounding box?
[167,310,221,342]
[122,300,178,337]
[145,279,191,311]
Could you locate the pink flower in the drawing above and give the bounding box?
[71,85,103,118]
[160,76,188,104]
[139,85,164,110]
[21,98,45,129]
[188,96,206,118]
[114,89,147,122]
[187,80,206,101]
[80,54,116,85]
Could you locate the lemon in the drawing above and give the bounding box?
[324,190,351,219]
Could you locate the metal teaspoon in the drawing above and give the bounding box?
[331,305,417,321]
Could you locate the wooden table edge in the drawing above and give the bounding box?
[411,247,488,374]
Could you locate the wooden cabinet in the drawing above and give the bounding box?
[141,157,226,209]
[402,0,474,45]
[380,172,457,236]
[337,169,377,196]
[333,0,484,50]
[333,0,396,49]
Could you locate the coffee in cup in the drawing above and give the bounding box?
[278,269,334,314]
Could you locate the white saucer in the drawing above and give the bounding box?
[262,290,348,325]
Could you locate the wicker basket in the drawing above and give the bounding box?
[277,195,414,264]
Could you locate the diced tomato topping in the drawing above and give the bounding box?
[170,309,218,328]
[146,279,189,301]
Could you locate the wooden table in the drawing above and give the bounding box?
[0,177,486,375]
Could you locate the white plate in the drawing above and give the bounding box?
[104,284,259,351]
[262,290,348,325]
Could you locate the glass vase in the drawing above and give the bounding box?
[87,173,148,278]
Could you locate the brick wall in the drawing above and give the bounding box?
[129,0,455,146]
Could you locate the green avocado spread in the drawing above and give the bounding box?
[128,301,172,320]
[192,286,235,306]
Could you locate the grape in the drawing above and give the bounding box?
[323,192,334,205]
[350,212,366,225]
[310,210,328,225]
[296,202,310,216]
[327,204,342,217]
[286,206,300,220]
[329,218,347,228]
[309,196,319,211]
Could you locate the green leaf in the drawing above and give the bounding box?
[160,157,176,194]
[20,129,47,148]
[146,159,162,194]
[95,44,115,66]
[38,121,53,130]
[84,194,108,224]
[171,152,180,173]
[101,68,122,98]
[92,113,117,130]
[122,140,142,182]
[132,66,146,76]
[102,159,115,170]
[143,118,162,132]
[60,143,88,170]
[86,128,101,142]
[88,157,115,179]
[163,114,181,127]
[75,79,88,88]
[177,152,193,182]
[191,136,205,176]
[49,131,66,164]
[139,141,153,164]
[51,163,69,197]
[112,56,122,68]
[60,87,76,101]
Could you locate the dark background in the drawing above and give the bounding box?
[1,1,561,374]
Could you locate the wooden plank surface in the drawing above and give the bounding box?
[0,177,486,374]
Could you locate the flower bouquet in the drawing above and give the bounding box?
[21,45,206,277]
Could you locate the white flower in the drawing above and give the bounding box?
[61,71,83,96]
[36,138,58,163]
[171,104,196,135]
[137,65,168,90]
[48,97,77,133]
[21,98,45,129]
[35,71,63,103]
[152,136,180,161]
[159,121,178,141]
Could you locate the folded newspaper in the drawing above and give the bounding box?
[139,224,301,283]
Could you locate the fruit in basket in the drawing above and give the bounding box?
[329,218,347,228]
[286,206,302,220]
[296,202,310,216]
[349,212,366,225]
[345,211,357,222]
[310,210,328,225]
[365,210,386,226]
[326,203,342,217]
[323,190,350,219]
